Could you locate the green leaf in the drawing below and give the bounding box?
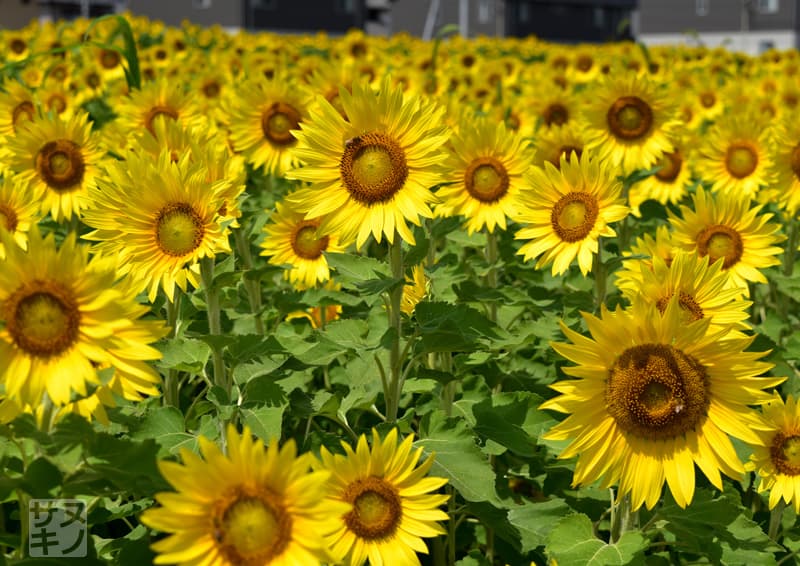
[240,405,286,442]
[472,392,554,457]
[719,514,779,565]
[130,407,197,457]
[414,301,504,354]
[546,514,647,565]
[22,457,63,498]
[326,252,389,281]
[507,498,571,553]
[417,410,502,506]
[156,337,211,373]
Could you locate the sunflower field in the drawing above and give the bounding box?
[2,12,800,565]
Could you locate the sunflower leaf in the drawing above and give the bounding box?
[546,513,647,565]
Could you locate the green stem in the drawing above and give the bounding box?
[163,292,181,407]
[769,499,785,540]
[233,226,265,334]
[448,485,457,566]
[440,353,455,416]
[783,216,798,277]
[385,238,404,423]
[610,491,635,544]
[200,257,229,396]
[485,229,499,323]
[594,237,606,311]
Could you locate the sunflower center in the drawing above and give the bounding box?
[771,433,800,475]
[10,39,26,54]
[550,192,599,243]
[261,102,301,146]
[543,103,568,126]
[343,476,402,540]
[291,223,329,259]
[0,204,18,232]
[606,96,653,141]
[700,92,716,108]
[144,105,179,135]
[217,494,291,564]
[789,143,800,181]
[655,151,683,182]
[100,49,120,69]
[465,158,509,203]
[12,101,34,132]
[202,81,221,98]
[576,55,593,72]
[35,139,85,192]
[725,144,758,179]
[607,343,710,440]
[47,94,67,115]
[5,282,81,358]
[655,291,704,323]
[340,132,409,205]
[696,224,743,270]
[155,203,205,257]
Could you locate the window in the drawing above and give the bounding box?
[593,7,605,28]
[696,0,709,16]
[478,0,492,24]
[518,2,529,23]
[192,0,212,8]
[757,0,779,14]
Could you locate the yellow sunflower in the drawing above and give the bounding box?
[259,199,345,290]
[401,264,428,316]
[769,111,800,216]
[5,111,105,221]
[81,149,233,302]
[695,113,774,201]
[0,81,36,139]
[581,73,680,174]
[515,152,629,276]
[141,424,349,566]
[319,428,449,566]
[114,79,205,139]
[668,188,784,296]
[531,123,588,170]
[0,228,168,408]
[614,225,680,295]
[0,174,41,257]
[286,78,449,249]
[748,394,800,513]
[628,136,694,216]
[435,116,531,234]
[622,251,752,338]
[542,297,783,511]
[224,75,310,176]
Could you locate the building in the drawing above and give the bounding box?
[504,0,636,41]
[635,0,799,54]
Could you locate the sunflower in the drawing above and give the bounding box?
[628,136,694,216]
[0,228,168,408]
[613,225,684,296]
[695,113,774,201]
[531,123,588,170]
[260,199,345,290]
[5,111,105,221]
[622,251,752,338]
[748,394,800,513]
[81,149,233,302]
[668,188,784,296]
[435,117,530,234]
[141,424,349,566]
[0,81,36,138]
[224,75,310,176]
[769,111,800,216]
[542,297,782,510]
[515,152,629,276]
[319,428,449,566]
[114,79,205,139]
[286,78,449,249]
[581,73,680,174]
[401,264,428,316]
[0,174,41,257]
[530,84,580,130]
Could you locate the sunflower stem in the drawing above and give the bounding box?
[610,491,634,544]
[782,216,798,278]
[448,484,457,566]
[200,257,229,397]
[593,236,607,311]
[233,225,265,334]
[163,292,181,407]
[385,237,404,423]
[769,499,786,540]
[485,229,499,323]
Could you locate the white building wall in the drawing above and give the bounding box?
[638,29,798,55]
